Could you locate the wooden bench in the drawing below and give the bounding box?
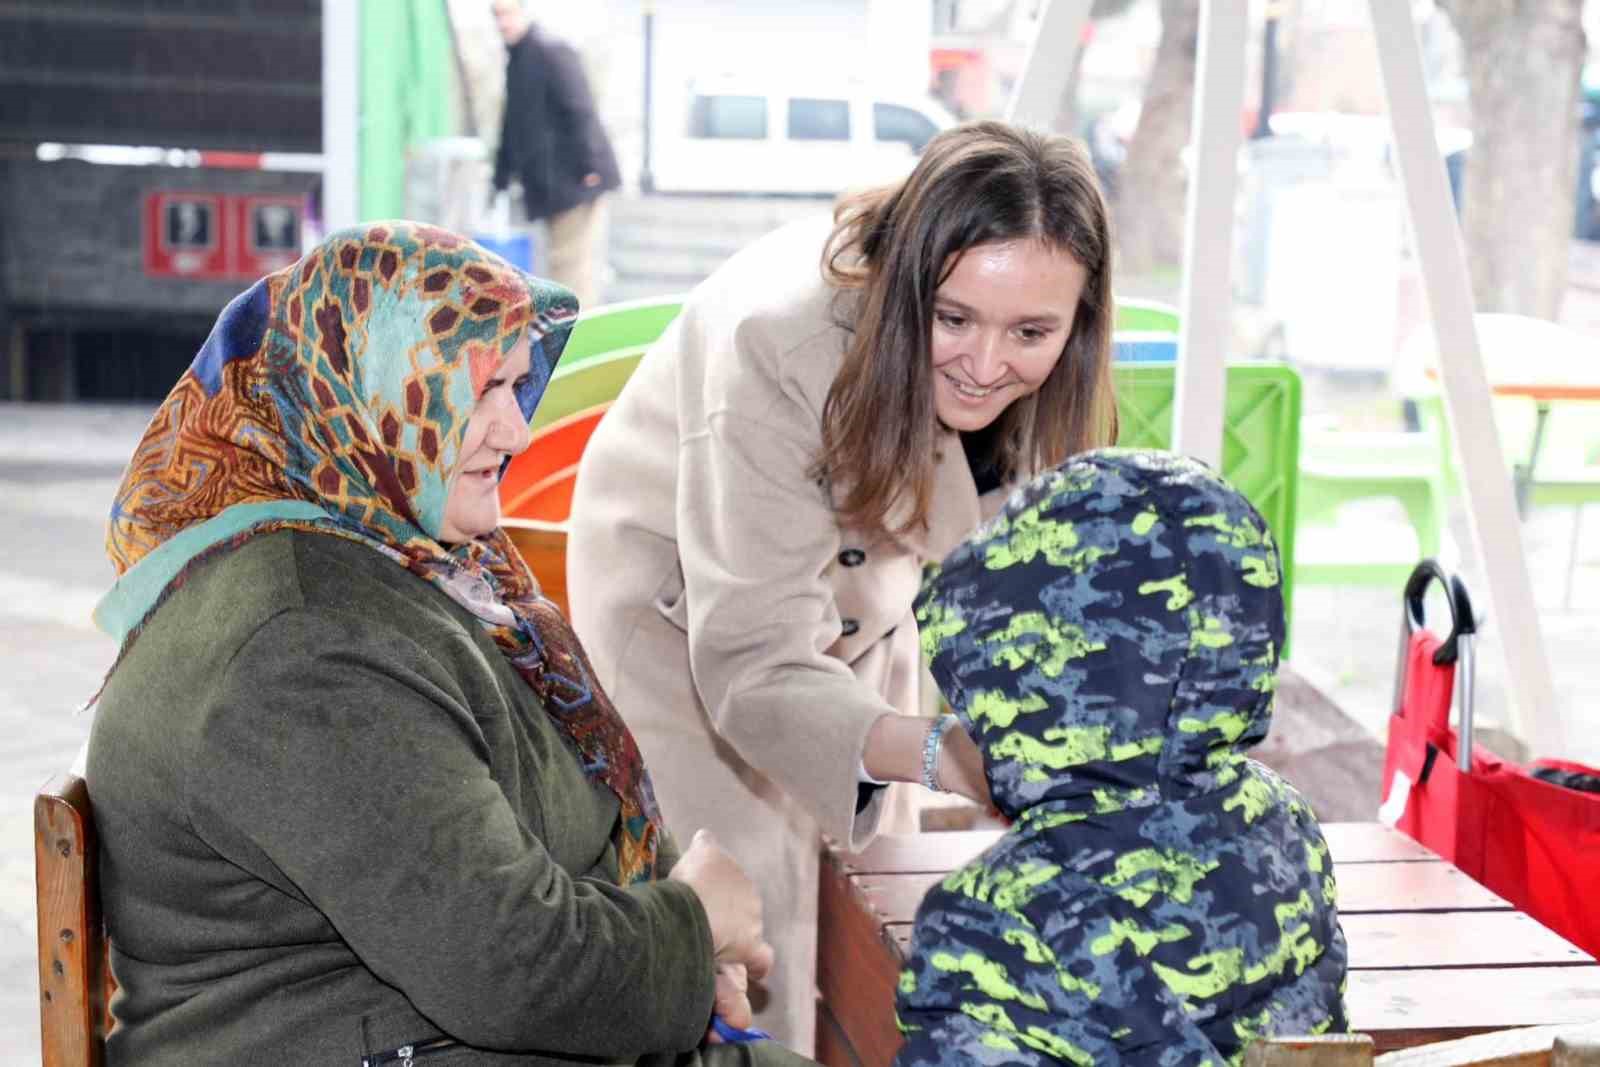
[816,822,1600,1065]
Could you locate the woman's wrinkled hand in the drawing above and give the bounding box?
[669,829,775,976]
[703,962,751,1045]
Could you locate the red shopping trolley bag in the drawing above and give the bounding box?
[1380,561,1600,959]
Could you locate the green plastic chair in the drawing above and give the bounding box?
[1113,298,1181,334]
[1112,362,1301,650]
[532,296,684,432]
[1293,419,1447,589]
[559,295,685,370]
[1298,313,1599,595]
[532,347,648,432]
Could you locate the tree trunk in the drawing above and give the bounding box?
[1113,0,1200,277]
[1443,1,1586,319]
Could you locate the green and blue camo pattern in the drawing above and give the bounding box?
[897,449,1347,1066]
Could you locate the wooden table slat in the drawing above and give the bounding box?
[1331,860,1510,913]
[1320,822,1439,863]
[1341,911,1593,970]
[1345,968,1600,1051]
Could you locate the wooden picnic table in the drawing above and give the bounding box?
[815,822,1600,1065]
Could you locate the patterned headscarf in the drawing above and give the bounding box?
[96,221,664,883]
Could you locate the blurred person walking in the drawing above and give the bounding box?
[492,0,620,307]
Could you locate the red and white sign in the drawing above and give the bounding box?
[143,190,306,280]
[233,195,304,277]
[143,191,229,279]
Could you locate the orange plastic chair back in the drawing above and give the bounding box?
[500,404,607,521]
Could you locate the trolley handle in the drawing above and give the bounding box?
[1402,559,1477,665]
[1394,559,1479,776]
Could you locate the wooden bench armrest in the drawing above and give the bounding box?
[35,771,110,1066]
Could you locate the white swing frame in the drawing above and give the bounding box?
[1008,0,1563,755]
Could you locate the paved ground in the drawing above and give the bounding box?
[1,407,137,1060]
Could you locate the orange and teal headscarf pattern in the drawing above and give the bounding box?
[96,221,664,883]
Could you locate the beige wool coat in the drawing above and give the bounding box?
[566,216,991,1054]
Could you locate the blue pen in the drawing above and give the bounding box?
[710,1015,772,1043]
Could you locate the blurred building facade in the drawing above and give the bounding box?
[0,0,322,402]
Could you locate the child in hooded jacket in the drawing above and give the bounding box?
[896,449,1348,1066]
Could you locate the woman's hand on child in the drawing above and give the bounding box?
[863,712,993,808]
[937,725,993,808]
[669,829,776,977]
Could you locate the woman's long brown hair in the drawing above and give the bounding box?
[815,120,1117,540]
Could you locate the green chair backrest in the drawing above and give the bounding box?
[534,297,684,432]
[532,347,648,432]
[1112,362,1302,649]
[1114,298,1181,335]
[560,296,686,370]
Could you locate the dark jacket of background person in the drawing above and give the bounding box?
[897,450,1349,1066]
[493,24,621,222]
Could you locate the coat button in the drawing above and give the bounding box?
[838,548,866,567]
[840,619,860,637]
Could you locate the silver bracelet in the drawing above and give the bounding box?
[921,715,959,793]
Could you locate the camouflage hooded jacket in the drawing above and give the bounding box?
[896,450,1347,1066]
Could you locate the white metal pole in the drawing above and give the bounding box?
[322,0,361,232]
[1367,0,1563,755]
[1004,0,1092,130]
[1172,0,1248,466]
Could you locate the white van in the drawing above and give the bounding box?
[649,78,958,196]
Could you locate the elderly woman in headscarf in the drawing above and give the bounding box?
[85,222,811,1066]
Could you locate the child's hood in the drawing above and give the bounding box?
[915,449,1285,821]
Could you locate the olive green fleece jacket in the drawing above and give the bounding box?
[87,530,812,1066]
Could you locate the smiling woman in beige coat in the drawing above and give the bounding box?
[566,121,1117,1053]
